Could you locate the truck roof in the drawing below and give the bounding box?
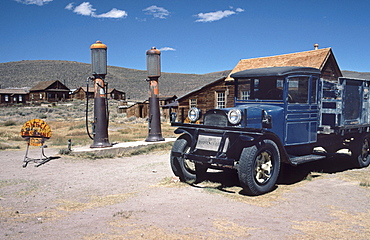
[230,66,321,79]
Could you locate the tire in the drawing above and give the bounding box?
[351,134,370,168]
[170,135,206,183]
[238,139,280,195]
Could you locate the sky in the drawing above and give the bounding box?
[1,0,370,74]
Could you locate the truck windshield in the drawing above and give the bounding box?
[236,77,284,101]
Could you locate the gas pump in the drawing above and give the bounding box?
[145,47,164,142]
[86,40,112,148]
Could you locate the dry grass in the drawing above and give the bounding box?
[291,207,370,239]
[0,100,176,151]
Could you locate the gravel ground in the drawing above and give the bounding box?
[0,147,369,239]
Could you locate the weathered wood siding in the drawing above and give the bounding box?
[177,79,234,122]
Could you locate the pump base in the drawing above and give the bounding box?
[145,134,165,142]
[90,140,112,148]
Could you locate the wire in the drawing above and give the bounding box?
[85,77,94,140]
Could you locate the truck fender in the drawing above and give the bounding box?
[251,132,290,165]
[174,128,195,142]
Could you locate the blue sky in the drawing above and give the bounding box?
[2,0,370,74]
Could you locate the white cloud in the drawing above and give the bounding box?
[143,5,170,19]
[95,8,127,18]
[73,2,95,16]
[15,0,53,6]
[66,2,127,19]
[158,47,176,52]
[65,2,74,10]
[195,8,244,22]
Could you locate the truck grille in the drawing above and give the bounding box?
[204,111,228,127]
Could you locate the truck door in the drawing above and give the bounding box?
[285,75,319,145]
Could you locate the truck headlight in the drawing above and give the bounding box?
[228,109,242,125]
[188,107,201,122]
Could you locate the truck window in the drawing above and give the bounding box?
[236,77,284,101]
[288,77,309,103]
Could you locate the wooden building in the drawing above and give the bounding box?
[124,95,177,120]
[72,87,125,100]
[107,88,126,100]
[176,77,233,122]
[71,87,94,100]
[227,47,342,82]
[125,100,148,119]
[0,89,29,105]
[29,80,70,102]
[177,46,342,122]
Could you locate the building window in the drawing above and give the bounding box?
[40,93,43,99]
[4,95,9,102]
[216,92,225,109]
[19,95,22,102]
[241,90,250,100]
[189,99,197,108]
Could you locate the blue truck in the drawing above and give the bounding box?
[170,66,370,195]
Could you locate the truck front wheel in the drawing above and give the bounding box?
[170,135,207,183]
[238,139,280,195]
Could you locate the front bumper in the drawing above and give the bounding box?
[172,123,264,169]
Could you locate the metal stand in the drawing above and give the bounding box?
[23,140,51,168]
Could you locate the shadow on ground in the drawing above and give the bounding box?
[191,153,360,195]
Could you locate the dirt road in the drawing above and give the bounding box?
[1,148,369,239]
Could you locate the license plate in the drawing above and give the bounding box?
[196,134,222,151]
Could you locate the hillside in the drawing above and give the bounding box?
[0,60,231,100]
[1,60,369,101]
[341,70,370,80]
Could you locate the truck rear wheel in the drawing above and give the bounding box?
[170,135,207,183]
[238,139,280,195]
[352,134,370,168]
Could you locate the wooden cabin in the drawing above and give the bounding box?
[29,80,70,102]
[71,87,94,100]
[177,46,342,122]
[124,95,177,120]
[176,77,234,122]
[72,87,125,100]
[107,88,126,100]
[0,89,29,105]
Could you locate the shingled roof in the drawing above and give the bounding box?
[226,48,340,81]
[30,80,69,91]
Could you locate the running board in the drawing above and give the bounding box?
[289,154,326,166]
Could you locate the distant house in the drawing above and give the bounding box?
[71,87,94,100]
[177,46,342,122]
[0,89,29,104]
[29,80,70,102]
[124,95,177,120]
[71,87,125,100]
[107,88,126,100]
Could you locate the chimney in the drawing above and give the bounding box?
[314,43,319,50]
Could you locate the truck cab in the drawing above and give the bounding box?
[170,66,370,195]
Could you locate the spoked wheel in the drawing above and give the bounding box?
[238,139,280,195]
[170,135,207,183]
[351,134,370,168]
